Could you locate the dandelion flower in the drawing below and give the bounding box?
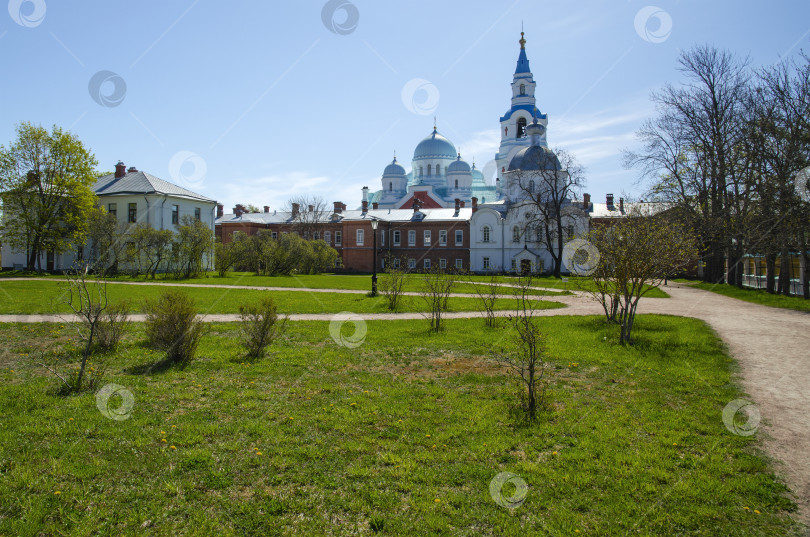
[68,418,73,422]
[553,451,558,455]
[434,498,440,503]
[425,434,431,438]
[170,445,176,450]
[754,510,761,514]
[744,507,750,510]
[54,491,61,495]
[171,425,176,428]
[161,431,166,435]
[256,452,263,456]
[350,403,357,406]
[161,439,167,443]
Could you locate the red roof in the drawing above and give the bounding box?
[398,191,443,210]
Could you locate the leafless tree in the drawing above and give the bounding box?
[470,272,501,327]
[419,266,456,332]
[511,147,585,277]
[284,195,330,239]
[380,254,406,311]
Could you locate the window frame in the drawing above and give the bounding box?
[356,229,364,246]
[335,231,342,246]
[455,230,463,245]
[128,203,137,223]
[408,230,416,246]
[439,230,447,246]
[393,230,401,246]
[423,230,431,246]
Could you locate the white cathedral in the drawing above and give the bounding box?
[369,31,551,210]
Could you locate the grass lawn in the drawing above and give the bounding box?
[0,280,566,315]
[679,280,810,313]
[0,316,800,536]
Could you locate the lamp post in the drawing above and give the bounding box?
[370,218,378,297]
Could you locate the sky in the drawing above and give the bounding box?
[2,0,809,212]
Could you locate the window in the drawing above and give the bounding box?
[424,259,431,269]
[408,258,416,269]
[419,167,423,177]
[379,230,385,246]
[171,205,179,225]
[394,258,401,268]
[517,117,527,137]
[380,258,385,270]
[535,225,543,243]
[482,226,490,242]
[512,259,517,272]
[483,257,491,270]
[439,230,447,245]
[389,182,393,191]
[335,231,342,246]
[454,179,458,188]
[128,203,137,223]
[528,180,535,193]
[566,225,575,240]
[455,258,462,269]
[408,230,416,246]
[512,226,520,242]
[335,258,342,268]
[520,83,526,95]
[108,203,117,217]
[393,230,401,246]
[455,230,463,245]
[423,230,431,246]
[356,229,364,246]
[313,231,320,240]
[194,207,201,220]
[427,164,431,175]
[304,232,309,239]
[324,231,331,244]
[271,231,278,239]
[439,258,446,269]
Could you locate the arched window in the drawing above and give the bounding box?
[389,182,393,191]
[535,226,542,243]
[528,180,535,193]
[520,83,525,95]
[454,179,458,188]
[512,226,520,242]
[427,164,432,175]
[517,117,527,138]
[420,167,423,177]
[482,226,491,242]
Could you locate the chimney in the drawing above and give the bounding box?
[372,202,379,210]
[308,204,315,212]
[361,200,368,214]
[606,193,614,209]
[333,201,345,214]
[216,204,224,218]
[114,161,126,179]
[454,198,460,213]
[264,205,270,213]
[127,166,138,173]
[292,203,300,218]
[583,193,591,210]
[471,197,478,213]
[362,186,369,202]
[412,197,422,213]
[619,197,624,213]
[233,205,243,217]
[460,200,465,208]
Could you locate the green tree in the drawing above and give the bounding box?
[0,122,98,270]
[86,207,128,275]
[173,215,214,278]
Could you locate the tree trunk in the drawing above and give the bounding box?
[766,253,777,294]
[778,247,792,296]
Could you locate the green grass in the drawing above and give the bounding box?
[0,316,801,536]
[0,280,566,315]
[680,280,810,313]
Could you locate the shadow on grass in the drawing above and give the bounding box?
[125,356,175,375]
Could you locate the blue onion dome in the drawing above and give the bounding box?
[383,157,406,177]
[413,127,457,161]
[447,154,471,174]
[471,163,485,185]
[508,145,562,172]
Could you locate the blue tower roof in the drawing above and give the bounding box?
[515,32,530,74]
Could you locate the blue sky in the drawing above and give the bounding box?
[2,0,809,211]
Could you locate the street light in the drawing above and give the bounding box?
[370,218,378,297]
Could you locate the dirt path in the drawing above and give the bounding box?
[1,282,808,521]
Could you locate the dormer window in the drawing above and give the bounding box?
[520,83,526,95]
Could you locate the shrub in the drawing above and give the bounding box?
[239,297,287,359]
[143,290,205,368]
[95,302,130,352]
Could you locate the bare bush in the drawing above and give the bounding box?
[239,297,287,359]
[95,302,130,353]
[471,272,501,327]
[419,267,456,332]
[380,255,406,311]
